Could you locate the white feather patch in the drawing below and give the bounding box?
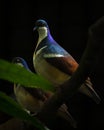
[44,53,64,58]
[35,46,47,57]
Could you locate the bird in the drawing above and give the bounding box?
[12,57,47,114]
[32,19,101,104]
[12,57,77,128]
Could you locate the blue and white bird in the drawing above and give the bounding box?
[33,19,101,104]
[12,57,77,128]
[12,57,47,114]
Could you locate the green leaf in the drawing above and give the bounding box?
[0,59,54,92]
[0,91,47,130]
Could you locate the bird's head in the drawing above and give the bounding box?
[33,19,48,30]
[33,19,50,34]
[12,57,29,70]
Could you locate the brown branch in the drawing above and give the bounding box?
[36,16,104,128]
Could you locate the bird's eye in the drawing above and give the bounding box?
[17,59,20,62]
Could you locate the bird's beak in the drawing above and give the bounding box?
[33,26,38,32]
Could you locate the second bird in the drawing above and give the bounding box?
[33,19,101,104]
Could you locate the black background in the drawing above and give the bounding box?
[0,0,104,129]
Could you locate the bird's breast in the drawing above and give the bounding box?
[33,53,70,87]
[14,85,44,113]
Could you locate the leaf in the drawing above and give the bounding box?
[0,59,54,92]
[0,91,47,130]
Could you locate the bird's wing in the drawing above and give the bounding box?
[16,85,47,101]
[43,54,78,75]
[36,37,79,75]
[26,87,47,101]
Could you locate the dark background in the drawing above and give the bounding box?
[0,0,104,129]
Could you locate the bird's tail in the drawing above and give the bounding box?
[57,104,77,128]
[79,78,101,104]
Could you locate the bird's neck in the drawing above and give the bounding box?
[37,27,48,46]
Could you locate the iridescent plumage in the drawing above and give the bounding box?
[33,19,101,104]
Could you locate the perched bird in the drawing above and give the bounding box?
[12,57,77,128]
[12,57,47,114]
[33,19,101,104]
